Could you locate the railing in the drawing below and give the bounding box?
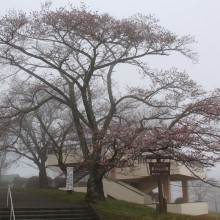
[7,185,15,220]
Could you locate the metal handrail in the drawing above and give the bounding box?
[7,185,15,220]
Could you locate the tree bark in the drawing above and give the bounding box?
[0,169,2,184]
[85,164,105,203]
[38,164,49,188]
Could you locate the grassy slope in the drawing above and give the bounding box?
[16,188,220,220]
[95,199,220,220]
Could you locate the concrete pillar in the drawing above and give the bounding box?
[158,175,164,213]
[162,176,171,203]
[182,180,189,203]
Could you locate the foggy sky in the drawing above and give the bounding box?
[1,0,220,178]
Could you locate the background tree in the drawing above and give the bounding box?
[0,3,219,202]
[0,152,10,183]
[25,176,52,188]
[189,178,218,202]
[2,81,76,188]
[13,175,27,187]
[7,111,52,188]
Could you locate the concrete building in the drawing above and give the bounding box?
[47,153,208,215]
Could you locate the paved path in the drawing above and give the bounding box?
[0,187,75,208]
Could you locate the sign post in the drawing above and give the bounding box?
[149,159,170,213]
[149,162,170,176]
[66,167,74,194]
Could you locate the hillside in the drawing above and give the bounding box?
[11,188,220,220]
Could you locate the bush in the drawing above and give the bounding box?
[53,177,66,188]
[25,176,39,188]
[13,176,27,187]
[25,176,52,188]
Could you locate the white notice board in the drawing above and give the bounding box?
[66,167,74,190]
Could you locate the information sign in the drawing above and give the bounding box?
[66,167,74,190]
[149,162,170,176]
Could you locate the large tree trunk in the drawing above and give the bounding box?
[0,169,2,184]
[57,152,67,176]
[38,164,49,188]
[85,164,105,203]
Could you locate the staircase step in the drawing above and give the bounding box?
[1,216,95,220]
[16,218,95,220]
[0,218,96,220]
[0,206,99,220]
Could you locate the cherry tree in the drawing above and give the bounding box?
[0,3,219,201]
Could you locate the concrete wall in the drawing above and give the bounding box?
[148,202,208,215]
[167,202,208,215]
[61,181,208,216]
[70,179,152,205]
[47,152,84,166]
[147,202,208,215]
[103,179,151,204]
[113,162,204,180]
[47,153,204,180]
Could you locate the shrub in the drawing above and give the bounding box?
[25,176,52,188]
[13,176,27,187]
[26,176,39,188]
[53,177,66,188]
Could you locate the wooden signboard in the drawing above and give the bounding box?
[149,162,170,176]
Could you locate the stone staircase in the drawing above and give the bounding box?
[0,183,102,220]
[0,205,100,220]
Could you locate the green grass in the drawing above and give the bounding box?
[209,212,220,217]
[95,198,220,220]
[15,188,220,220]
[16,188,86,204]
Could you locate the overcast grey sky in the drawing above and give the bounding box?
[2,0,220,177]
[1,0,220,91]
